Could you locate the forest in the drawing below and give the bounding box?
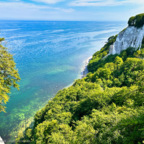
[16,26,144,143]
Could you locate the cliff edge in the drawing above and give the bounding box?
[110,13,144,55]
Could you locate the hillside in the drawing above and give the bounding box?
[17,14,144,144]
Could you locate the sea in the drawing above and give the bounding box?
[0,21,126,143]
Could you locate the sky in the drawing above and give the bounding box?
[0,0,144,21]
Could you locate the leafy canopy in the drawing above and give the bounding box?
[0,38,20,112]
[128,13,144,28]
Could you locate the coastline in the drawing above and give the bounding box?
[15,56,93,143]
[81,56,92,78]
[64,56,92,89]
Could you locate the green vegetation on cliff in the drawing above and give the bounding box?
[128,13,144,28]
[17,32,144,143]
[0,38,20,112]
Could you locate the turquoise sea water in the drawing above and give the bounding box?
[0,21,126,143]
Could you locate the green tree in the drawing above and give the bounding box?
[114,56,123,67]
[0,38,20,112]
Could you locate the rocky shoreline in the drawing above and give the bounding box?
[81,56,92,78]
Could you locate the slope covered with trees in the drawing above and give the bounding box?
[18,41,144,144]
[0,38,20,112]
[18,15,144,144]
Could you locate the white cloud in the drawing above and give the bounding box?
[70,0,144,7]
[130,0,144,4]
[0,0,143,21]
[0,2,73,13]
[0,2,74,20]
[32,0,64,4]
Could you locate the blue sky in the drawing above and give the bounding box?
[0,0,144,21]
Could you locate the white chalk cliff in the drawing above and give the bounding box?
[0,137,4,144]
[109,25,144,55]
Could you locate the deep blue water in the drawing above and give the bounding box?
[0,21,126,142]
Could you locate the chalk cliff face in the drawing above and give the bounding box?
[109,25,144,55]
[0,137,5,144]
[109,13,144,55]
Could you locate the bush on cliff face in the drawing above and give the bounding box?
[87,35,117,73]
[0,38,20,112]
[128,13,144,28]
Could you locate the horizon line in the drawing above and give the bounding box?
[0,19,127,22]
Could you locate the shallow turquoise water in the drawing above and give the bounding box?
[0,21,126,142]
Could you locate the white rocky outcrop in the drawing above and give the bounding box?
[109,25,144,54]
[0,137,4,144]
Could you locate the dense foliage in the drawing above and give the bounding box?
[128,13,144,28]
[17,32,144,143]
[88,35,117,72]
[0,38,20,112]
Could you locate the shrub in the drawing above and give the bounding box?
[128,13,144,28]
